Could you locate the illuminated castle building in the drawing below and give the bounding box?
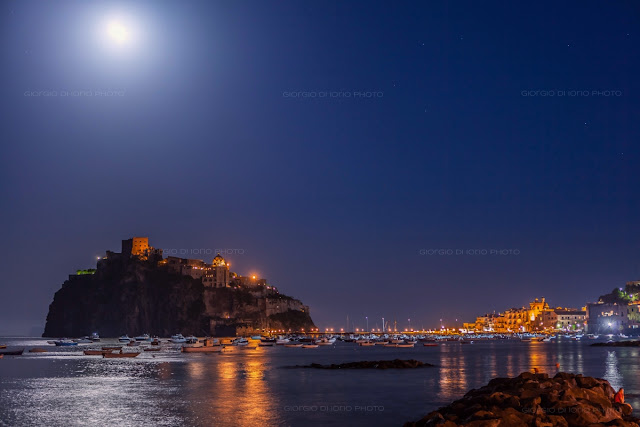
[203,254,230,288]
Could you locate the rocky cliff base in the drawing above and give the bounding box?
[405,372,639,427]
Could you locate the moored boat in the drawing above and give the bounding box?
[29,348,48,353]
[103,351,140,358]
[0,345,6,349]
[182,345,222,353]
[397,343,416,348]
[144,347,161,352]
[118,335,131,343]
[284,343,303,348]
[134,334,151,342]
[74,337,93,344]
[170,334,187,343]
[301,344,319,349]
[0,349,24,356]
[423,343,438,347]
[54,340,77,346]
[102,346,122,351]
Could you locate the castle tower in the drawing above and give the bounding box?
[122,237,150,258]
[208,253,230,288]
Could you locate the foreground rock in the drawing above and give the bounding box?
[405,372,639,426]
[592,341,640,347]
[296,359,433,369]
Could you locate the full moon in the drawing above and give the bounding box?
[107,21,129,44]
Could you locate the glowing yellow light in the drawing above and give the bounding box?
[107,21,129,43]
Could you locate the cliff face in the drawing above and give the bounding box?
[43,255,315,337]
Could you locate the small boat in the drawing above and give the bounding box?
[315,338,336,346]
[423,343,438,347]
[84,350,113,356]
[102,346,122,351]
[276,338,290,345]
[259,339,276,347]
[134,334,151,342]
[74,337,93,344]
[0,349,24,356]
[185,336,198,344]
[170,334,187,343]
[284,343,303,348]
[118,335,131,343]
[397,343,416,348]
[90,332,100,341]
[144,347,161,352]
[29,348,48,353]
[151,338,161,346]
[182,346,222,353]
[301,344,319,349]
[127,341,140,347]
[0,345,6,349]
[54,340,78,346]
[103,351,140,358]
[232,338,249,346]
[359,341,375,347]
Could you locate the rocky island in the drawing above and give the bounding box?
[406,372,639,426]
[43,237,315,337]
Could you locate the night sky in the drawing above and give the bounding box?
[1,1,639,335]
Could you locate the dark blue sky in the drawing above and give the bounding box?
[1,1,639,335]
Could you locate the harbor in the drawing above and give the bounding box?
[1,335,640,426]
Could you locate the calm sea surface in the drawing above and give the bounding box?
[1,337,639,426]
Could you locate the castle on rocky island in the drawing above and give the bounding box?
[44,237,315,337]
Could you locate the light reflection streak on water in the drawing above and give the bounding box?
[604,351,623,392]
[206,353,278,426]
[438,344,467,400]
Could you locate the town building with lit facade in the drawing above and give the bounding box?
[465,298,586,333]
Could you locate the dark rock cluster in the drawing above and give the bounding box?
[299,359,433,369]
[405,372,639,426]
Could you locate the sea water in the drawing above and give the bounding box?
[0,337,638,426]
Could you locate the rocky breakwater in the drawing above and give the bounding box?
[406,372,639,426]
